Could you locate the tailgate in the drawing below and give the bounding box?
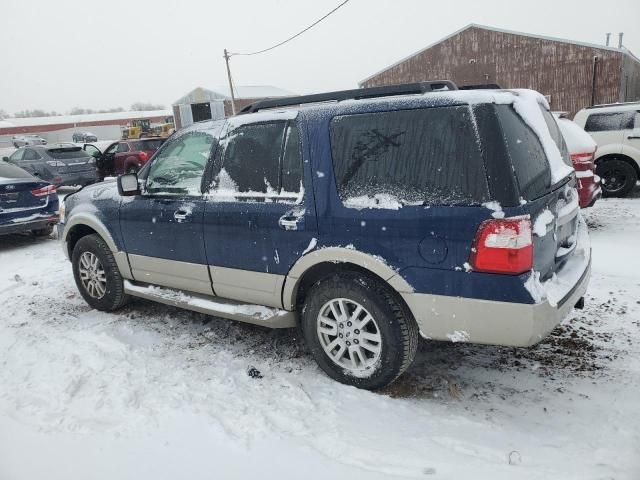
[528,181,581,281]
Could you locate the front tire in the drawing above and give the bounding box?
[72,234,129,311]
[596,159,637,197]
[301,272,419,390]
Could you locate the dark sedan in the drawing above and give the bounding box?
[0,160,59,237]
[3,144,98,187]
[72,132,98,143]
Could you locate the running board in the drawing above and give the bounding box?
[123,280,297,328]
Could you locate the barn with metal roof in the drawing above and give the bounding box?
[360,24,640,116]
[172,85,294,129]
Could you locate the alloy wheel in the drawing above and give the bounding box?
[78,251,107,299]
[317,298,382,372]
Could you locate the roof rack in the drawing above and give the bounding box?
[238,81,458,114]
[586,101,640,109]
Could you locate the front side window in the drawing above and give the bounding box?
[585,112,635,132]
[104,143,118,155]
[209,122,303,202]
[330,106,489,206]
[23,149,41,161]
[9,149,25,162]
[145,130,215,196]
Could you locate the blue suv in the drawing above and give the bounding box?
[59,83,591,389]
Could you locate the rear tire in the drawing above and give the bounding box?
[596,159,637,197]
[301,272,419,390]
[72,234,130,311]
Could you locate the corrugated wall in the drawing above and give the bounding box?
[361,26,631,116]
[621,54,640,102]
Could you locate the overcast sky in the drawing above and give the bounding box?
[1,0,639,114]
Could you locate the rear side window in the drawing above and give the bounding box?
[330,106,489,206]
[539,107,572,168]
[0,161,32,179]
[585,112,635,132]
[48,148,91,160]
[495,105,551,201]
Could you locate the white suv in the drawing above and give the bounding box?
[574,102,640,197]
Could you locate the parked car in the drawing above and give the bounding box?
[12,134,47,148]
[0,159,59,237]
[72,131,98,143]
[555,114,601,208]
[573,102,640,197]
[84,138,165,180]
[59,84,591,390]
[3,144,98,187]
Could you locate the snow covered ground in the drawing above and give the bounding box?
[1,189,639,480]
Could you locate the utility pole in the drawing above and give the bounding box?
[223,49,237,115]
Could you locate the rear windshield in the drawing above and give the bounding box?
[0,161,33,179]
[131,139,164,151]
[496,105,555,201]
[48,148,91,160]
[329,106,489,206]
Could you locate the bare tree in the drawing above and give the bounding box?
[13,109,61,118]
[130,102,165,111]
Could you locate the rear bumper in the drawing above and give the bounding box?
[0,215,58,236]
[403,215,592,347]
[402,259,590,347]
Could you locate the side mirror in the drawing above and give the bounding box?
[117,173,140,196]
[2,156,8,161]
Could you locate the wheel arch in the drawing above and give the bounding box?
[282,247,414,312]
[62,214,133,279]
[595,153,640,178]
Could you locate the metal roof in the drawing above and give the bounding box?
[360,23,639,86]
[173,85,295,106]
[0,109,172,129]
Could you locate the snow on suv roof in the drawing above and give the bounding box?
[583,102,640,114]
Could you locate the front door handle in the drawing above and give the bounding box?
[174,209,191,223]
[278,214,304,231]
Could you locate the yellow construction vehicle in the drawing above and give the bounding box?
[150,116,175,138]
[121,119,152,140]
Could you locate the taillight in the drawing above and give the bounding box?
[469,216,533,275]
[138,151,149,162]
[31,185,57,197]
[570,151,595,171]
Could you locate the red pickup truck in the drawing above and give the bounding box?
[84,138,165,180]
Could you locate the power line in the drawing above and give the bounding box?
[229,0,351,57]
